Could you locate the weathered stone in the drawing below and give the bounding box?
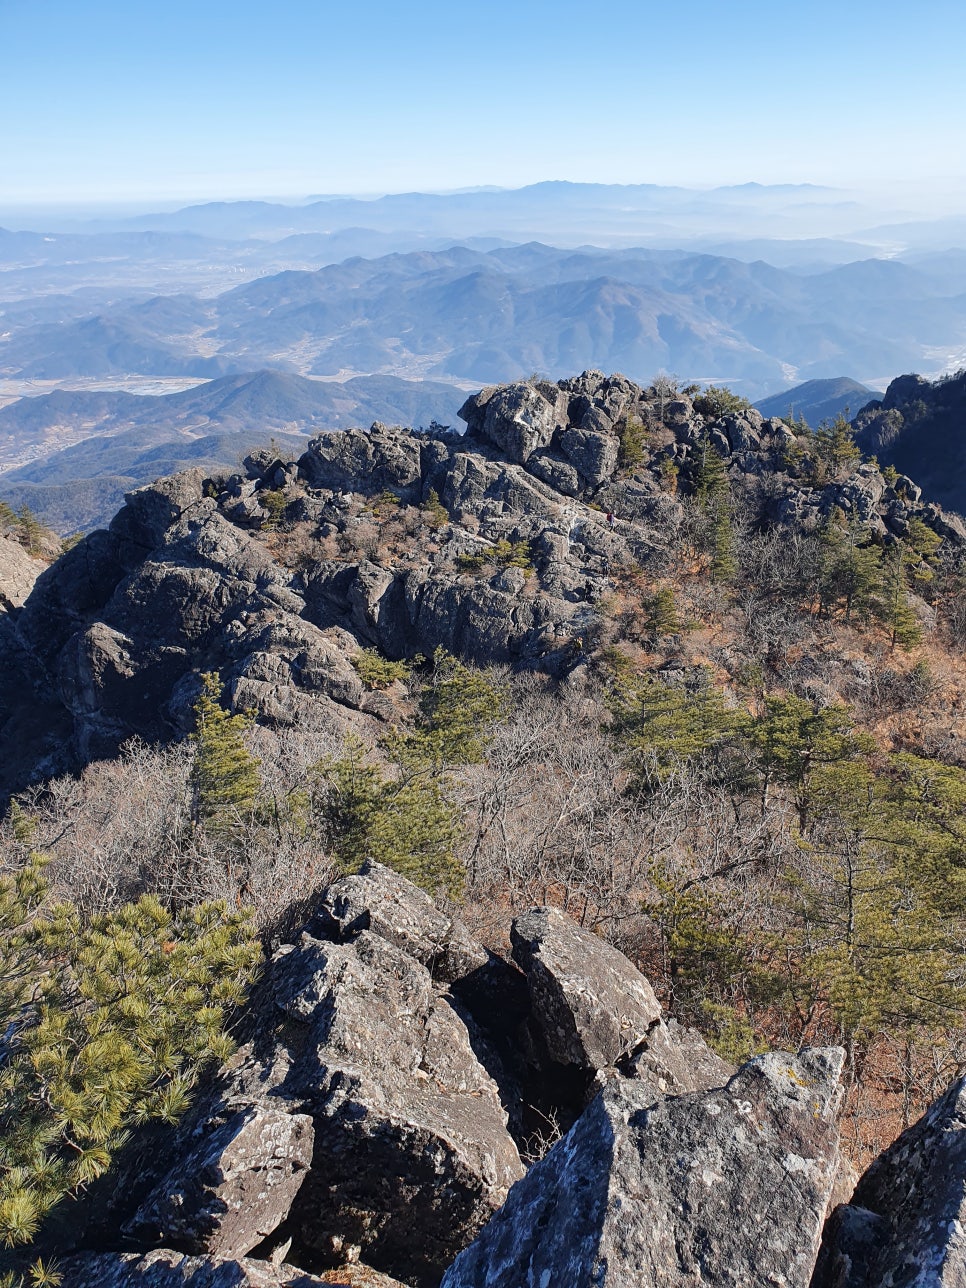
[109,469,210,550]
[125,1107,314,1257]
[511,906,662,1080]
[813,1075,966,1288]
[313,859,488,986]
[558,427,619,487]
[442,1047,845,1288]
[15,528,129,668]
[524,449,580,496]
[210,928,523,1286]
[58,1249,382,1287]
[618,1016,735,1099]
[722,412,763,452]
[0,533,43,611]
[467,383,562,463]
[299,425,423,500]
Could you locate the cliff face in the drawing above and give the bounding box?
[1,368,962,801]
[855,368,966,515]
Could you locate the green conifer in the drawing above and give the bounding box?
[190,674,261,831]
[818,513,883,622]
[0,853,261,1260]
[610,670,738,785]
[814,414,860,478]
[692,438,735,583]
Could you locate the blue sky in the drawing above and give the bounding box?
[2,0,965,205]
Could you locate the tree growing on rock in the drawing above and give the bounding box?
[315,651,504,896]
[692,438,736,583]
[190,674,261,833]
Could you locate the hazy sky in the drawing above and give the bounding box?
[3,0,965,205]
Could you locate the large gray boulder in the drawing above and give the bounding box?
[262,931,524,1284]
[461,383,564,464]
[558,426,619,487]
[109,469,210,552]
[298,424,423,500]
[313,860,488,986]
[442,1047,845,1288]
[59,1249,407,1286]
[812,1074,966,1287]
[511,906,663,1080]
[124,1107,314,1258]
[0,533,43,611]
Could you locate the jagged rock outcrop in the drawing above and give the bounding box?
[812,1075,966,1287]
[442,1048,846,1288]
[0,532,44,612]
[51,862,827,1288]
[854,368,966,517]
[23,860,966,1287]
[3,367,963,800]
[124,1107,315,1258]
[60,1249,406,1286]
[90,863,522,1288]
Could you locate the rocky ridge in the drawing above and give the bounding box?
[46,861,966,1288]
[2,368,963,801]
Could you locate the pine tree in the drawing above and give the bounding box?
[13,509,44,558]
[814,414,860,479]
[408,648,505,769]
[314,652,503,896]
[616,416,647,471]
[190,674,261,831]
[692,437,735,583]
[744,694,874,826]
[644,586,681,635]
[878,542,922,650]
[610,670,739,785]
[784,751,966,1067]
[0,853,261,1261]
[818,513,883,622]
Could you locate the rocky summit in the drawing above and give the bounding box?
[2,368,963,802]
[42,860,966,1288]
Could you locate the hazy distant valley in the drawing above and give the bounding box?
[3,181,966,531]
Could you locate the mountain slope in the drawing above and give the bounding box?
[755,377,879,426]
[6,244,964,396]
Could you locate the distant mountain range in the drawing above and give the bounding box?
[0,371,462,532]
[4,243,966,398]
[754,377,881,426]
[45,182,852,242]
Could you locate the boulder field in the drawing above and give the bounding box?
[48,862,966,1287]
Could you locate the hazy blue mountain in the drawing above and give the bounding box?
[0,314,235,379]
[65,181,862,245]
[0,370,461,446]
[4,244,966,398]
[754,377,880,426]
[0,223,520,300]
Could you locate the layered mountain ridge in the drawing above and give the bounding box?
[4,243,965,398]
